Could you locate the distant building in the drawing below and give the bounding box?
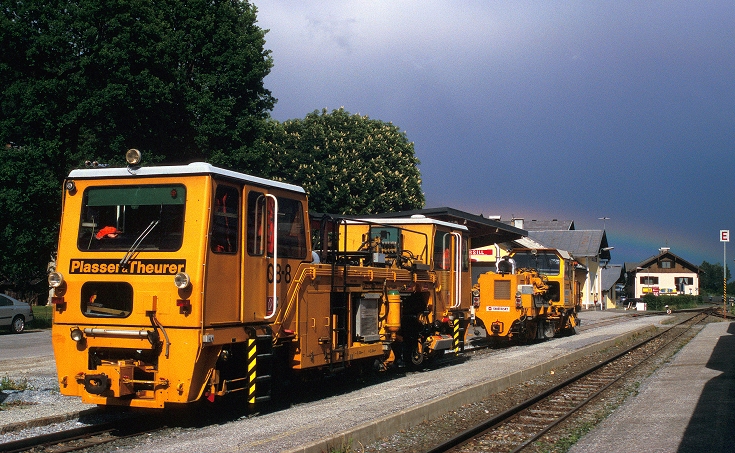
[624,248,700,298]
[600,264,625,309]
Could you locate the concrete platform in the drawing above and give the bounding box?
[571,320,735,453]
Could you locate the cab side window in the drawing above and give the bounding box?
[211,185,239,254]
[247,192,306,259]
[247,191,267,256]
[434,232,451,270]
[277,198,306,259]
[462,237,469,271]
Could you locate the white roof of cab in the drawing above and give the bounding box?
[67,162,305,193]
[349,216,469,232]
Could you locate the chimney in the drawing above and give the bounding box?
[659,247,670,254]
[512,218,524,229]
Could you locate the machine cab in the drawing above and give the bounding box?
[346,216,471,315]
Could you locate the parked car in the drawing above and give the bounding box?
[0,293,34,333]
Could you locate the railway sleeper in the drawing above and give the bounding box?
[528,408,568,417]
[564,388,593,396]
[546,399,579,408]
[517,417,552,427]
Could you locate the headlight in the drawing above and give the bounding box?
[48,271,64,288]
[70,327,84,342]
[174,272,191,289]
[125,148,142,165]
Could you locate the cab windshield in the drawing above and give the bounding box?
[512,251,561,275]
[78,185,186,251]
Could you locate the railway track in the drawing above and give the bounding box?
[0,415,158,453]
[423,310,713,453]
[0,397,265,453]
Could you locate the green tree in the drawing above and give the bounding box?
[0,0,274,286]
[1,0,274,166]
[0,142,61,284]
[269,108,425,215]
[699,261,730,296]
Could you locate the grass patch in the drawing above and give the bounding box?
[546,420,597,452]
[32,304,53,329]
[1,375,31,391]
[0,400,38,411]
[323,439,362,453]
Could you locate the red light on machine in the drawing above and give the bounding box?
[176,299,191,314]
[52,296,66,310]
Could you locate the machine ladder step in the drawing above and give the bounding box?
[246,334,275,406]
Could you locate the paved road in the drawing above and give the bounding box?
[0,329,53,361]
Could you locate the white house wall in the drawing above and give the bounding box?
[582,257,600,308]
[635,272,699,297]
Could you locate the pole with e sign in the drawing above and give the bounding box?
[721,230,729,316]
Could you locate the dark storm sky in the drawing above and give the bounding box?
[255,1,735,267]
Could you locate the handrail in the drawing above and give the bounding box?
[271,265,312,343]
[336,217,431,266]
[83,328,151,338]
[451,232,462,309]
[264,194,278,319]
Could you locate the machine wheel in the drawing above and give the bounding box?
[561,325,579,336]
[10,315,25,334]
[410,342,424,366]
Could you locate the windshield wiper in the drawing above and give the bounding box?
[120,220,159,269]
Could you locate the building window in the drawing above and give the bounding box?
[659,260,672,269]
[640,276,659,285]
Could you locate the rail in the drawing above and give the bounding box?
[0,414,152,453]
[423,310,712,452]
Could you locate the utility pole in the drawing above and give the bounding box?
[721,230,729,317]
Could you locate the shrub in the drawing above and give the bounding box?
[0,376,30,391]
[642,294,700,311]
